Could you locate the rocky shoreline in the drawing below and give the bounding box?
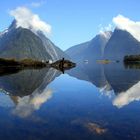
[0,58,76,73]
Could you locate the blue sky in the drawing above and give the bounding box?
[0,0,140,50]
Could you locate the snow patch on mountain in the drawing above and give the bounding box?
[100,31,112,40]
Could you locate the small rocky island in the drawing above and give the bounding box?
[51,58,76,73]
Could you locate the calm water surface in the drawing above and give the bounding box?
[0,62,140,140]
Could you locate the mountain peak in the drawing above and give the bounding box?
[10,7,51,35]
[0,19,67,61]
[8,19,40,35]
[104,28,140,60]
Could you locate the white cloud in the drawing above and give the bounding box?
[12,89,53,118]
[113,81,140,108]
[10,7,51,34]
[99,15,140,42]
[113,15,140,42]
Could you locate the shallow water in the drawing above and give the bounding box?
[0,62,140,140]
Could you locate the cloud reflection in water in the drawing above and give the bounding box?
[12,89,53,118]
[113,81,140,108]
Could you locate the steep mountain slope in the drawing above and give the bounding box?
[0,27,52,61]
[66,31,112,62]
[37,31,69,60]
[104,28,140,60]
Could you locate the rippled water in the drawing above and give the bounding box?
[0,62,140,140]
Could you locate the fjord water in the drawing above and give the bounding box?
[0,63,140,140]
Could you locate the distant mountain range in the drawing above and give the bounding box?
[0,20,67,61]
[1,19,140,63]
[66,28,140,62]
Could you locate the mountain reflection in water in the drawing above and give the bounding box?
[0,67,61,117]
[67,62,140,108]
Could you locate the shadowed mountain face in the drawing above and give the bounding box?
[67,62,140,96]
[0,20,67,61]
[0,68,60,97]
[104,29,140,60]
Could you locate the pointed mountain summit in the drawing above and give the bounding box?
[0,20,67,61]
